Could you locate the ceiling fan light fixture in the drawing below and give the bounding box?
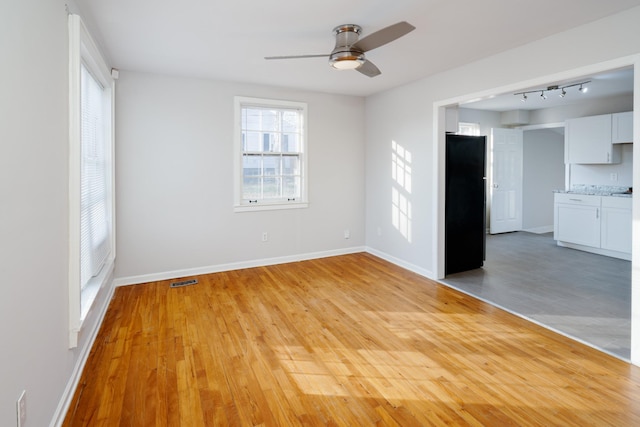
[329,51,365,70]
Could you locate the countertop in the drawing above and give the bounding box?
[553,190,632,198]
[553,185,632,198]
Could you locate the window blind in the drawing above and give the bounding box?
[80,64,110,289]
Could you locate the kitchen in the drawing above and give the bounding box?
[442,66,633,359]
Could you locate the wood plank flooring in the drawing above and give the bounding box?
[63,253,640,426]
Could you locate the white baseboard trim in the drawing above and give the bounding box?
[113,246,367,287]
[522,225,553,234]
[557,240,631,261]
[365,247,435,280]
[50,277,117,427]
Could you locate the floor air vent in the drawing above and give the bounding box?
[170,279,198,288]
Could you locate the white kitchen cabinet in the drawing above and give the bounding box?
[612,111,633,144]
[554,193,631,260]
[554,193,601,247]
[565,114,621,164]
[601,197,632,253]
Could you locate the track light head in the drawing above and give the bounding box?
[579,84,588,93]
[521,93,527,102]
[540,91,546,100]
[560,89,566,98]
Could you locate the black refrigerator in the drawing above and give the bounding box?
[445,134,486,275]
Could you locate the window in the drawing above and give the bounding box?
[234,97,308,211]
[68,14,115,347]
[80,64,111,290]
[458,122,481,136]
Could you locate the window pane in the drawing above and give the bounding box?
[282,133,300,152]
[282,110,299,132]
[260,109,279,131]
[244,131,262,152]
[262,133,281,152]
[244,108,262,131]
[283,176,300,199]
[263,177,281,198]
[263,155,281,176]
[242,154,261,176]
[282,155,299,175]
[243,177,261,199]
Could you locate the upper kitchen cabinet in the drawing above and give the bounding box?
[612,111,633,144]
[565,113,626,164]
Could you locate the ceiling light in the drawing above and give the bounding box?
[513,80,590,101]
[329,50,365,70]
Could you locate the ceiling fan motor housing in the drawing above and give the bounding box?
[330,24,365,69]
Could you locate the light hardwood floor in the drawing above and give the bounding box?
[63,253,640,426]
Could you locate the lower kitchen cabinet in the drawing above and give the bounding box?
[554,194,601,247]
[601,197,632,253]
[554,193,631,260]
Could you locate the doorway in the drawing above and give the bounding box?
[434,60,637,364]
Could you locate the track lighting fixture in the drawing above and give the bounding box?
[514,80,590,101]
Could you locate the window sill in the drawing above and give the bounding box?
[80,257,114,322]
[234,202,308,213]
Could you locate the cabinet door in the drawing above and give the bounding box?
[555,203,600,247]
[565,114,613,163]
[601,198,632,253]
[612,111,633,144]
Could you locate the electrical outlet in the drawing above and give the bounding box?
[344,229,350,239]
[17,390,26,427]
[610,173,618,181]
[262,232,268,242]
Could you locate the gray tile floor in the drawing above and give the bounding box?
[440,231,631,360]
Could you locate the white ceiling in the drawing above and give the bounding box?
[462,67,635,112]
[78,0,640,97]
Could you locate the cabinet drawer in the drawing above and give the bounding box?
[601,196,632,209]
[554,193,601,206]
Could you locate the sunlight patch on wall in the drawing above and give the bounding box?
[392,141,412,242]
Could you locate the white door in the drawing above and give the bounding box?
[490,128,523,234]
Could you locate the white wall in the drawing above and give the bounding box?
[523,129,565,230]
[114,72,366,281]
[0,1,117,426]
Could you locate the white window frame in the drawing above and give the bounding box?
[68,14,115,348]
[234,96,308,212]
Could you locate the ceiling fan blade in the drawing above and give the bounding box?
[353,21,415,52]
[357,60,381,78]
[265,54,329,60]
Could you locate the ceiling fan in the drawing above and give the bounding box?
[264,21,415,77]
